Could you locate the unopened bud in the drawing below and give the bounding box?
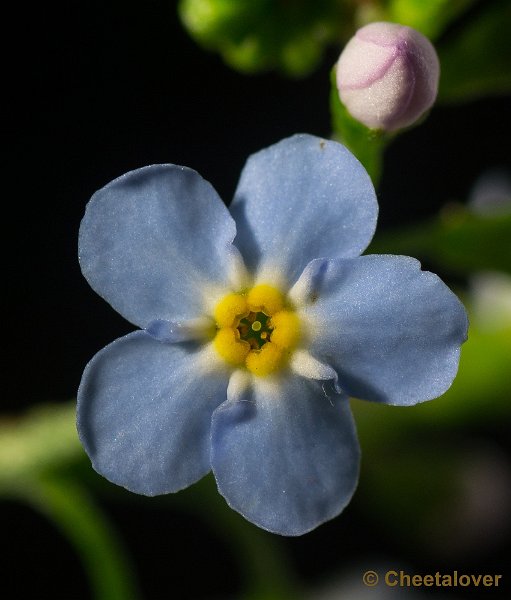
[336,22,439,132]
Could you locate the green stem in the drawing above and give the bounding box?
[15,476,140,600]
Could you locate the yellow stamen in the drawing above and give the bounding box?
[214,293,248,328]
[270,311,301,349]
[247,284,284,315]
[246,342,283,376]
[213,328,250,366]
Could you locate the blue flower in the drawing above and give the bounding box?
[77,134,468,536]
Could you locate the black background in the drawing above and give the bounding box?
[4,1,510,598]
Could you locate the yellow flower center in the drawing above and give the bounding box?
[213,284,300,376]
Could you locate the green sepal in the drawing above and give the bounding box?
[329,66,387,187]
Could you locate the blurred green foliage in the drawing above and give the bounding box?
[368,206,511,275]
[384,0,477,39]
[178,0,352,76]
[437,0,511,102]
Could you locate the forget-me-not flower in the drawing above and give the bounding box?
[78,134,468,536]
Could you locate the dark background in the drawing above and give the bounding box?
[5,1,510,598]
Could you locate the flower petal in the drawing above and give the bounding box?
[145,318,213,343]
[300,256,469,405]
[79,165,243,328]
[230,134,378,287]
[211,373,360,536]
[77,331,229,495]
[290,349,341,393]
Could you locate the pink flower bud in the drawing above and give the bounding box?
[336,22,439,132]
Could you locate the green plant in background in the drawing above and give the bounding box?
[3,0,511,597]
[178,0,353,76]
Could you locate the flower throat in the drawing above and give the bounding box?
[212,284,300,376]
[237,311,273,349]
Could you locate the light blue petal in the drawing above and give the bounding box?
[145,318,211,343]
[77,331,229,495]
[211,374,360,536]
[230,134,378,287]
[79,165,241,328]
[300,256,469,405]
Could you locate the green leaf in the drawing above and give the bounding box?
[367,206,511,275]
[437,0,511,102]
[329,67,387,186]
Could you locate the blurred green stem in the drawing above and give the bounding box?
[14,476,140,600]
